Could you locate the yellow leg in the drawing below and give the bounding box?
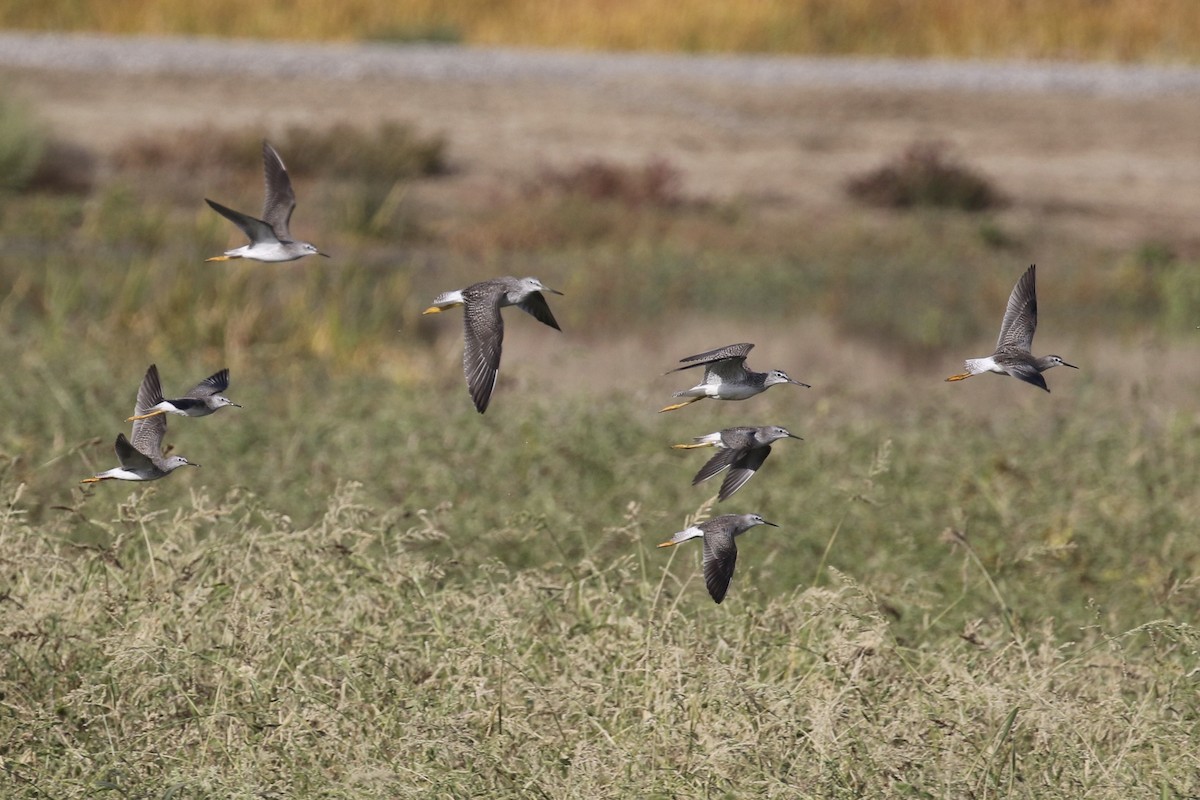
[204,255,237,262]
[126,409,167,422]
[945,373,975,382]
[421,306,443,315]
[659,397,703,413]
[671,443,712,450]
[656,540,677,548]
[80,476,104,484]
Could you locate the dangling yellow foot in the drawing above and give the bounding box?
[656,540,676,548]
[659,397,702,413]
[671,442,712,450]
[80,476,102,484]
[126,409,167,422]
[945,373,974,382]
[205,255,236,262]
[421,306,443,315]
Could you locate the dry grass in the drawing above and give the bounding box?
[6,0,1200,62]
[3,482,1199,797]
[4,112,1200,795]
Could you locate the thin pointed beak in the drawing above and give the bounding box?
[318,251,330,258]
[788,433,804,441]
[1063,361,1079,370]
[791,379,811,388]
[191,463,201,468]
[548,288,564,295]
[762,521,779,527]
[231,403,243,408]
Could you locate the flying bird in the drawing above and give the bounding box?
[126,365,240,422]
[657,513,778,604]
[205,140,328,263]
[673,425,802,501]
[660,342,808,412]
[81,365,200,484]
[946,264,1077,392]
[423,276,563,413]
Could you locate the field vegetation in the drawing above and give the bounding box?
[6,0,1200,63]
[3,100,1200,796]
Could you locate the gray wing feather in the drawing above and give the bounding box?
[719,427,758,449]
[462,298,504,414]
[114,433,156,471]
[717,446,772,501]
[692,448,739,485]
[997,264,1037,351]
[671,342,754,373]
[131,365,166,457]
[1005,360,1050,392]
[187,369,230,398]
[261,141,297,240]
[205,198,277,244]
[517,293,561,331]
[702,531,738,604]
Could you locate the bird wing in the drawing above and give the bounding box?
[692,448,739,485]
[997,264,1037,351]
[205,198,278,245]
[670,342,754,373]
[718,446,772,501]
[260,140,297,241]
[516,292,561,331]
[187,368,230,398]
[131,365,167,458]
[462,297,504,414]
[706,356,752,385]
[1004,359,1050,392]
[702,530,738,604]
[114,433,156,472]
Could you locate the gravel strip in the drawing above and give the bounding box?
[2,30,1200,95]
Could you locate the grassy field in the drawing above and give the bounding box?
[6,0,1200,63]
[3,108,1200,796]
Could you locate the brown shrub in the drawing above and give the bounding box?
[530,157,686,208]
[112,121,448,182]
[846,141,1004,211]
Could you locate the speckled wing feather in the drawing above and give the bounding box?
[702,529,738,604]
[131,365,167,460]
[997,264,1038,352]
[261,141,297,241]
[671,342,754,372]
[462,293,504,414]
[187,369,230,398]
[517,293,561,331]
[718,446,772,501]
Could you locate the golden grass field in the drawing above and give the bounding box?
[3,31,1200,798]
[6,0,1200,62]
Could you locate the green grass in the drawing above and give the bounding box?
[3,123,1200,796]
